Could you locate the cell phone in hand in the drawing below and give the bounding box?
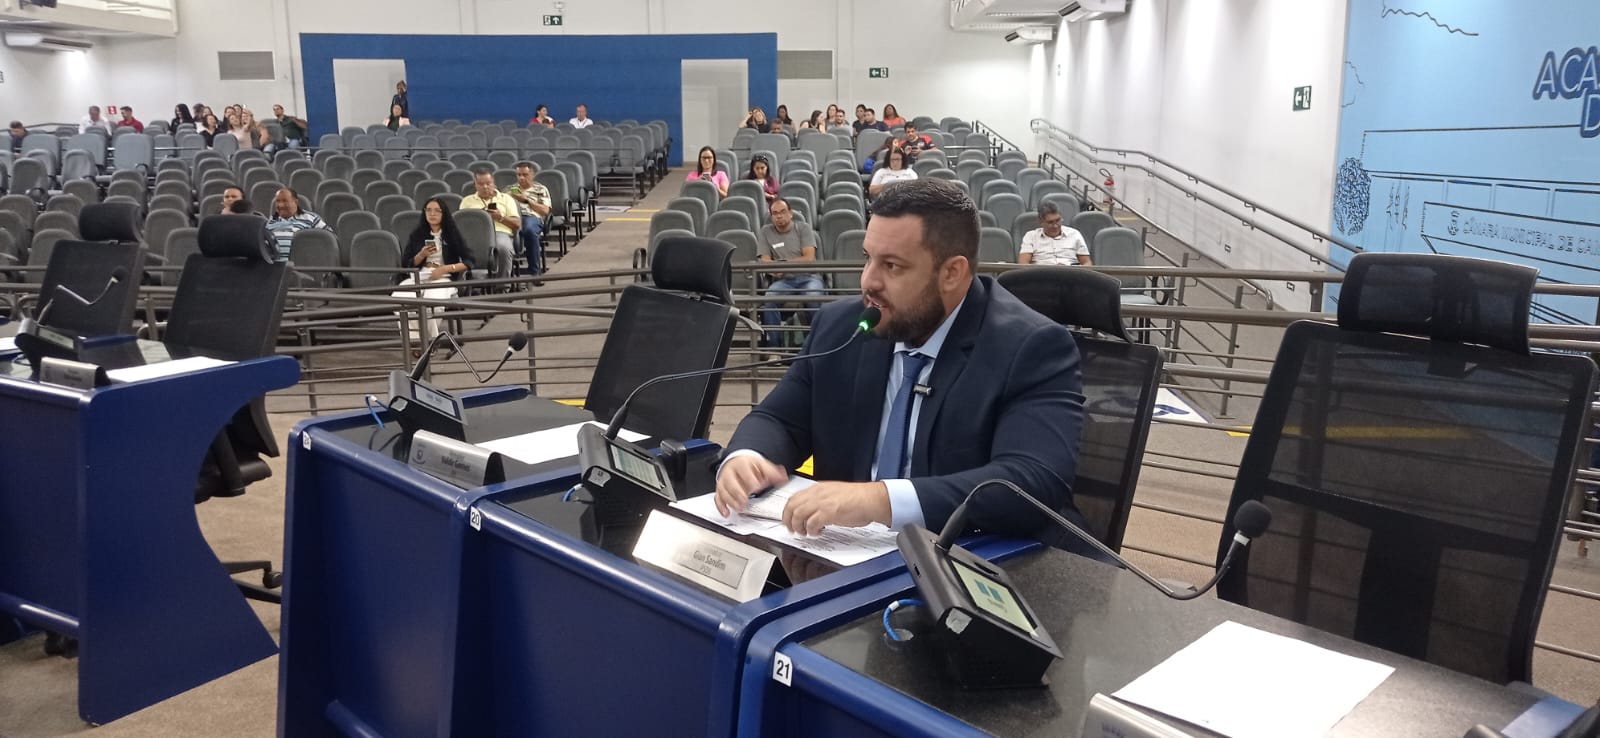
[486,203,498,211]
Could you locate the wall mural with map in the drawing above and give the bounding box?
[1332,0,1600,320]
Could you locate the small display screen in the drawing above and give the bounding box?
[609,443,665,491]
[411,382,461,419]
[952,558,1035,634]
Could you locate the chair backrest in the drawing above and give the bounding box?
[159,227,201,286]
[1072,210,1116,261]
[288,228,342,288]
[832,229,868,290]
[1040,192,1081,218]
[680,178,720,216]
[817,209,866,261]
[1092,227,1146,291]
[320,193,363,236]
[364,180,403,210]
[977,226,1016,263]
[985,193,1026,235]
[665,196,708,236]
[166,212,290,464]
[33,210,79,238]
[1030,180,1071,210]
[1221,254,1598,685]
[648,210,696,244]
[978,179,1019,211]
[334,210,382,266]
[704,209,750,238]
[997,267,1157,550]
[587,236,738,440]
[348,230,403,288]
[451,208,495,278]
[717,196,760,235]
[35,236,146,335]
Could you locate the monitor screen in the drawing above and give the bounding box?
[609,442,665,492]
[952,558,1035,634]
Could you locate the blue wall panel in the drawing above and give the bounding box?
[1331,1,1600,320]
[300,33,778,164]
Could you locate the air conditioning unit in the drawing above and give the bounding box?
[1005,27,1056,45]
[4,32,94,52]
[1059,0,1127,22]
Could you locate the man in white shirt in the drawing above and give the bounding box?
[569,104,594,129]
[79,106,113,135]
[1018,201,1093,266]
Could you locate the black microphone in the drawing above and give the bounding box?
[25,267,131,332]
[410,331,528,383]
[603,306,881,439]
[935,479,1272,601]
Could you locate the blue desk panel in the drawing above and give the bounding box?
[0,353,299,724]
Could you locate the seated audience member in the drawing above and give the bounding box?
[530,104,556,127]
[800,110,825,131]
[741,106,773,133]
[881,103,906,129]
[459,169,520,278]
[829,108,849,129]
[80,106,114,135]
[220,105,239,132]
[508,161,551,275]
[233,109,264,150]
[745,155,779,207]
[686,146,730,197]
[570,104,594,129]
[1018,201,1092,266]
[8,121,25,154]
[856,108,889,134]
[274,104,309,147]
[897,121,935,156]
[851,104,868,132]
[221,186,245,214]
[863,140,893,173]
[226,198,254,215]
[116,106,145,133]
[392,80,409,117]
[756,197,824,346]
[170,103,195,130]
[713,179,1089,546]
[869,148,918,197]
[200,113,222,147]
[382,103,410,132]
[825,103,841,124]
[774,105,794,129]
[395,196,473,344]
[266,188,334,263]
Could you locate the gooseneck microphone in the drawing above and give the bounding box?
[603,306,881,439]
[26,267,131,330]
[936,479,1272,601]
[410,330,528,384]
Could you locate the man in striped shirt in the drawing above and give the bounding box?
[266,188,334,263]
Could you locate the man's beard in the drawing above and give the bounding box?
[869,279,945,346]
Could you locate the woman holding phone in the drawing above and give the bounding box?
[685,146,729,197]
[395,196,474,348]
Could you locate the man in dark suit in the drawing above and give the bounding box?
[715,179,1086,541]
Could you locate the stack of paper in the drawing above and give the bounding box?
[478,421,647,466]
[1112,621,1395,738]
[671,476,900,567]
[105,356,234,383]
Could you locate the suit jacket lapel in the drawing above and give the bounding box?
[849,337,894,481]
[910,278,988,476]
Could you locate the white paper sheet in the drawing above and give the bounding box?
[0,337,16,353]
[670,476,900,567]
[105,356,234,383]
[477,421,646,466]
[1113,621,1395,738]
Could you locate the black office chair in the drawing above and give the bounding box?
[19,202,146,334]
[167,214,292,603]
[998,267,1162,551]
[1217,253,1598,685]
[584,236,739,441]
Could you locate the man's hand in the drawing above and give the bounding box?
[781,481,891,536]
[714,454,788,516]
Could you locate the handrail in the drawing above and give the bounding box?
[970,120,1026,154]
[1030,118,1364,271]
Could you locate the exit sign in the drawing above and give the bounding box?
[1293,85,1312,111]
[542,14,563,26]
[868,67,890,79]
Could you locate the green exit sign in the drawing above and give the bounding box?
[542,14,563,26]
[1293,85,1312,111]
[868,67,890,79]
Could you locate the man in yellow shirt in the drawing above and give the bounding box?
[460,169,519,278]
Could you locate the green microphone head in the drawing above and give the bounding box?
[858,306,882,333]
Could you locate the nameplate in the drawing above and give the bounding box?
[1081,693,1197,738]
[407,430,506,488]
[39,356,108,390]
[633,510,775,603]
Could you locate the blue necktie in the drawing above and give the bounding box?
[876,351,931,480]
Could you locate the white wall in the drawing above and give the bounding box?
[0,43,110,125]
[1037,0,1350,306]
[34,0,1031,145]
